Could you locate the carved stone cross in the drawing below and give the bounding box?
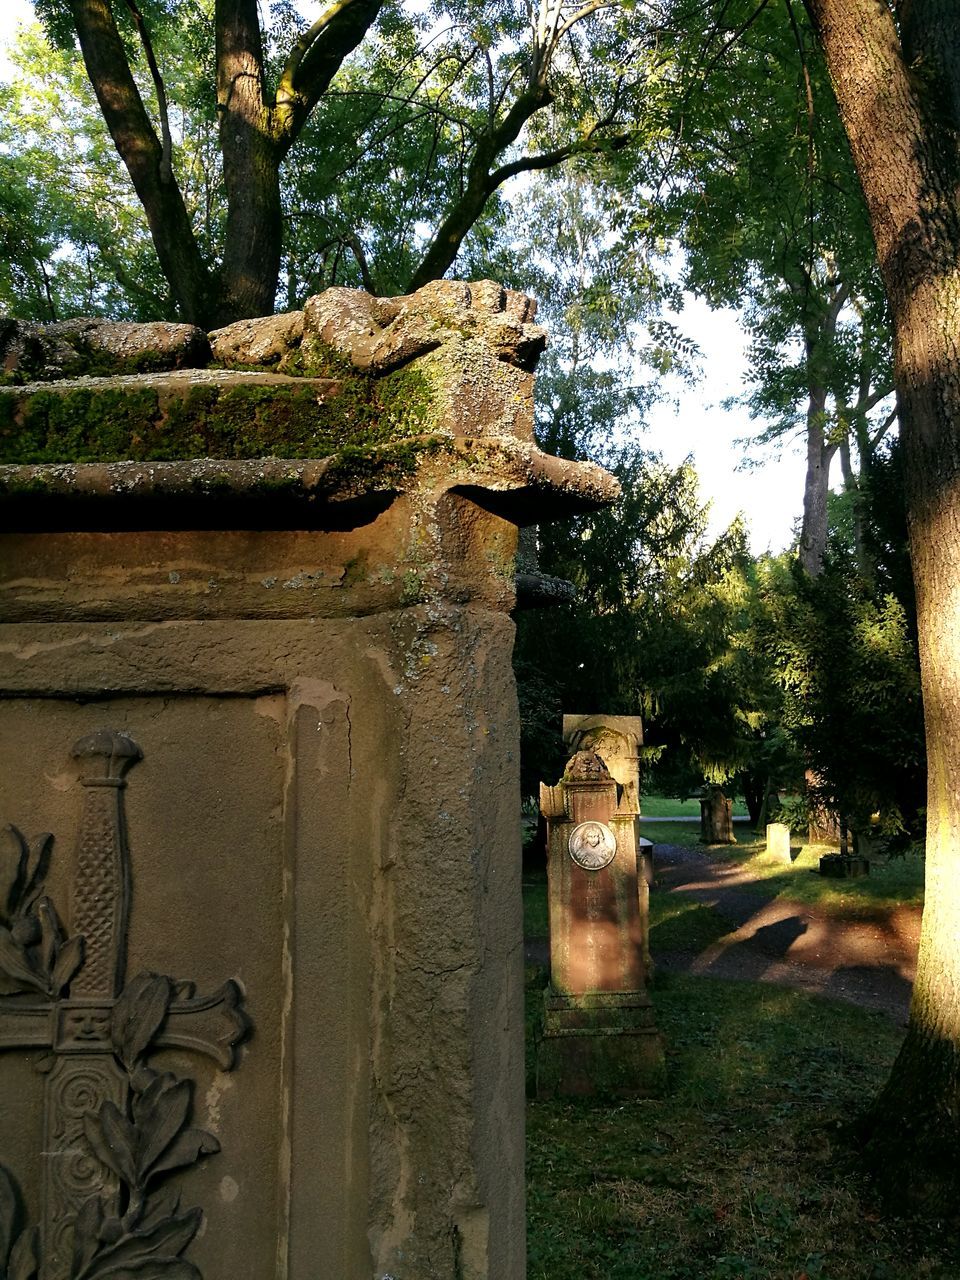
[0,730,248,1280]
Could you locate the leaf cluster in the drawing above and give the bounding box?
[755,549,924,837]
[72,976,219,1280]
[0,826,83,998]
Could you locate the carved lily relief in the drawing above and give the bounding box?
[0,733,250,1280]
[0,829,83,1001]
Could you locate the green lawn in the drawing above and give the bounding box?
[523,825,937,1277]
[638,820,764,851]
[641,793,750,818]
[724,842,926,913]
[526,973,960,1279]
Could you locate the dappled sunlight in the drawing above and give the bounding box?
[650,844,922,1022]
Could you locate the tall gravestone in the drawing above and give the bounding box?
[537,715,663,1098]
[0,282,618,1280]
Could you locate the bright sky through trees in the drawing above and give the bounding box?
[0,0,807,554]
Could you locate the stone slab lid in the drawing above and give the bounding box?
[0,282,618,532]
[0,434,617,532]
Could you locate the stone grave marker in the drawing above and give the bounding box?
[0,281,619,1280]
[537,734,664,1098]
[766,821,792,863]
[700,784,736,844]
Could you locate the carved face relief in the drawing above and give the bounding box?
[56,1005,113,1051]
[568,821,617,871]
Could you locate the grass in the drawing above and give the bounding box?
[526,972,960,1279]
[639,820,765,851]
[641,793,749,818]
[723,843,926,914]
[523,821,938,1277]
[635,824,925,915]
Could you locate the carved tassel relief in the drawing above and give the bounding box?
[0,731,250,1280]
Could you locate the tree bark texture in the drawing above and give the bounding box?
[804,0,960,1208]
[215,0,283,322]
[798,379,834,576]
[69,0,214,324]
[69,0,383,324]
[214,0,383,322]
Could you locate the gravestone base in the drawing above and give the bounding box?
[537,989,665,1099]
[819,854,871,878]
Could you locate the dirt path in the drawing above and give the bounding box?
[652,843,921,1023]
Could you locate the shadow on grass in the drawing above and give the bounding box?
[526,973,958,1280]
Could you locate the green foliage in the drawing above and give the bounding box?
[0,24,172,320]
[623,0,895,574]
[5,0,670,318]
[756,550,925,839]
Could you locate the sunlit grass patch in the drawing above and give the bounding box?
[722,842,925,914]
[640,820,766,852]
[641,794,749,818]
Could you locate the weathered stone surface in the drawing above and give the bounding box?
[767,821,792,863]
[0,317,210,382]
[701,784,736,844]
[208,309,305,368]
[303,279,543,374]
[0,281,561,466]
[0,369,345,465]
[0,283,619,1280]
[563,714,644,816]
[537,735,664,1099]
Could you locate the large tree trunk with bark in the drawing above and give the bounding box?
[67,0,383,325]
[804,0,960,1210]
[215,0,283,322]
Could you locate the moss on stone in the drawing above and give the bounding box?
[0,386,162,463]
[322,436,452,489]
[0,362,444,466]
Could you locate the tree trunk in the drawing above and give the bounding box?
[215,0,283,322]
[805,0,960,1209]
[798,380,836,576]
[69,0,215,325]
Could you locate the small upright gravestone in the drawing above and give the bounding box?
[700,784,736,844]
[766,821,792,863]
[537,744,664,1098]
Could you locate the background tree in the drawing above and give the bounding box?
[20,0,651,324]
[643,0,895,578]
[0,25,171,318]
[508,173,783,815]
[756,538,924,846]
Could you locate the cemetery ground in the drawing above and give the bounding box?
[523,817,960,1278]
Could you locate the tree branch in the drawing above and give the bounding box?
[68,0,213,323]
[120,0,173,180]
[274,0,385,153]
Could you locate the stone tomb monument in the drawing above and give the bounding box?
[537,716,663,1098]
[0,281,618,1280]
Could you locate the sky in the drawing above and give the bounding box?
[0,2,808,554]
[643,295,804,555]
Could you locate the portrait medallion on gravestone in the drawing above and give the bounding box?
[568,820,617,871]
